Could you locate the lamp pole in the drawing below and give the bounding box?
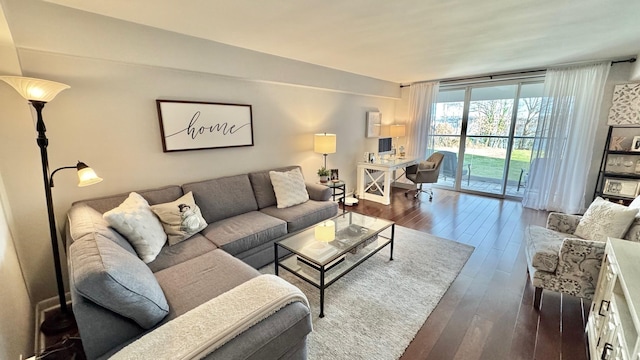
[32,100,74,334]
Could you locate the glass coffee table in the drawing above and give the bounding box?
[274,211,395,317]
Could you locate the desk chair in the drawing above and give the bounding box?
[404,152,445,201]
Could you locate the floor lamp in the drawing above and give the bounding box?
[0,76,103,335]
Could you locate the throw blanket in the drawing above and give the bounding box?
[110,274,310,360]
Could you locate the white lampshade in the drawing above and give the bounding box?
[390,124,406,138]
[314,133,337,154]
[0,76,70,102]
[76,162,103,187]
[314,220,335,242]
[380,125,391,138]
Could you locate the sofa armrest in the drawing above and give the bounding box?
[306,182,332,201]
[556,238,606,298]
[546,212,582,234]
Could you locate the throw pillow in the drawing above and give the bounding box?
[69,233,169,329]
[269,168,309,209]
[574,197,638,241]
[150,191,208,246]
[103,192,167,263]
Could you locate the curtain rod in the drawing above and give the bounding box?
[400,57,637,88]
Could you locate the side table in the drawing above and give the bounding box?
[321,180,346,212]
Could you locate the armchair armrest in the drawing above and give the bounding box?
[306,182,332,201]
[556,238,606,299]
[546,212,582,234]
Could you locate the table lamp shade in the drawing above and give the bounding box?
[315,220,336,242]
[0,76,69,102]
[390,124,406,138]
[314,133,336,154]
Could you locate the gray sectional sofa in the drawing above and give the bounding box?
[64,166,339,360]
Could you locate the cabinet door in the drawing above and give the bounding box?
[591,254,618,334]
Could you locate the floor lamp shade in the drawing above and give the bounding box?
[0,76,70,102]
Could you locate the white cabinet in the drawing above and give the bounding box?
[587,238,640,360]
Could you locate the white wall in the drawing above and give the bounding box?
[0,0,400,305]
[0,174,33,359]
[0,3,34,358]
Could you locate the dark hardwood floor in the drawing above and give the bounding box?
[351,187,590,360]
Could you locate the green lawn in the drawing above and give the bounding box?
[438,148,532,181]
[465,149,532,181]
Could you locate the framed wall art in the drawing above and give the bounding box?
[365,111,382,138]
[156,100,254,152]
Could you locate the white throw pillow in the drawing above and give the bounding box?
[629,195,640,210]
[150,191,207,246]
[574,197,639,241]
[103,192,167,263]
[269,168,309,209]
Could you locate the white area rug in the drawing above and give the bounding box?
[260,225,474,360]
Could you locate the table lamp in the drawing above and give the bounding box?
[314,133,337,169]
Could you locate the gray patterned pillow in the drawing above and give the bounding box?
[269,168,309,208]
[574,197,638,241]
[150,191,207,246]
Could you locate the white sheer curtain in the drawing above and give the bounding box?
[523,61,610,214]
[406,81,439,158]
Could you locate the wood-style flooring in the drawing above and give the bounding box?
[351,187,590,360]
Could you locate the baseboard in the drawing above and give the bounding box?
[34,294,72,356]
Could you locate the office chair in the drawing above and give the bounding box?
[404,152,445,201]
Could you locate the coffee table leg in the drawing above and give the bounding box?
[319,266,325,318]
[390,224,395,261]
[274,243,279,276]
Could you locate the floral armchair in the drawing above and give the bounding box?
[524,198,640,309]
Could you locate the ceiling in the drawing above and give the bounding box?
[45,0,640,84]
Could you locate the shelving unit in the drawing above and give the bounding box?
[586,238,640,360]
[595,126,640,205]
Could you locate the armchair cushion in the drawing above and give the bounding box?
[546,212,582,234]
[574,197,638,241]
[526,225,576,272]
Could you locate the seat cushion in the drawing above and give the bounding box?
[201,211,287,256]
[525,225,576,273]
[147,234,218,273]
[260,200,339,233]
[154,249,260,320]
[69,233,169,329]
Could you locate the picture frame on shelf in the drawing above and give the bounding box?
[603,178,640,198]
[330,169,339,182]
[632,136,640,152]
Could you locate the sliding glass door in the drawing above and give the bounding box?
[429,81,543,198]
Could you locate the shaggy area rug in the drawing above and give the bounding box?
[260,225,474,360]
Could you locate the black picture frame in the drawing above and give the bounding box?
[156,100,254,152]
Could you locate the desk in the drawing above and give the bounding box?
[357,156,421,205]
